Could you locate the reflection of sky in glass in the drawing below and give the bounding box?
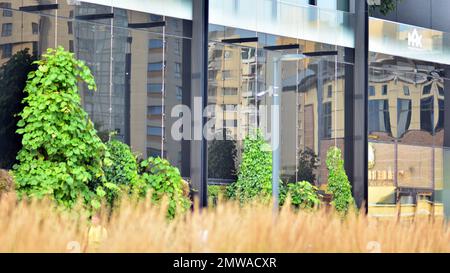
[209,0,355,48]
[82,0,193,20]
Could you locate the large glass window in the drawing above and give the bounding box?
[368,54,450,218]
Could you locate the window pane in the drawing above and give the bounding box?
[147,126,162,136]
[148,62,163,72]
[149,39,163,49]
[147,83,162,93]
[148,106,163,115]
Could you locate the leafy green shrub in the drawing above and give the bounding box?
[103,139,139,204]
[208,184,228,206]
[137,157,191,218]
[13,47,116,210]
[226,130,272,204]
[326,147,354,214]
[286,181,320,209]
[0,49,37,169]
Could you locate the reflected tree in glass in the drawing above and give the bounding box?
[207,129,238,181]
[0,49,36,169]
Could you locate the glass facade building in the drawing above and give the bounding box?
[0,0,449,218]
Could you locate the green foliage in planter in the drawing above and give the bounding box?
[13,47,117,210]
[226,130,272,204]
[326,147,354,214]
[136,157,191,218]
[284,181,321,210]
[0,49,37,169]
[103,139,140,204]
[207,184,228,206]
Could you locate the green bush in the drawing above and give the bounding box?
[137,157,191,219]
[103,139,139,204]
[326,147,354,214]
[226,130,272,204]
[208,184,228,206]
[13,47,117,210]
[285,181,320,209]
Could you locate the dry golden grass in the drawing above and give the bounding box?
[1,192,449,253]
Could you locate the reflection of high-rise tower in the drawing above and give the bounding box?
[208,31,260,143]
[73,4,127,143]
[128,12,188,170]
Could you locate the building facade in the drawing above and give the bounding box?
[0,0,449,217]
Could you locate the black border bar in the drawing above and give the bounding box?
[264,44,300,51]
[128,21,166,29]
[303,50,338,57]
[19,4,59,12]
[75,13,114,21]
[221,37,258,44]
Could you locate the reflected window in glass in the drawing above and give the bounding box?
[0,3,12,17]
[368,100,391,134]
[147,126,163,136]
[369,85,375,96]
[1,23,12,37]
[148,62,164,72]
[148,106,163,115]
[382,84,388,95]
[397,99,411,138]
[176,86,182,100]
[1,43,12,59]
[175,62,182,78]
[323,102,332,138]
[423,84,432,95]
[420,96,434,133]
[403,85,410,96]
[148,83,163,93]
[149,39,163,49]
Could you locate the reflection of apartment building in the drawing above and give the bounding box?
[128,13,187,170]
[207,37,258,142]
[0,0,73,66]
[368,56,446,218]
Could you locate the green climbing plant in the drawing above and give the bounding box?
[13,47,117,210]
[326,146,354,214]
[103,138,140,205]
[226,130,272,204]
[137,157,191,219]
[285,181,321,210]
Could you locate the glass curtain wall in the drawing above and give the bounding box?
[0,1,192,176]
[207,20,353,189]
[368,52,450,219]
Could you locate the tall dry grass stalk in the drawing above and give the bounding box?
[0,193,449,253]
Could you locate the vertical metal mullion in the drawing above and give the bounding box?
[190,0,209,208]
